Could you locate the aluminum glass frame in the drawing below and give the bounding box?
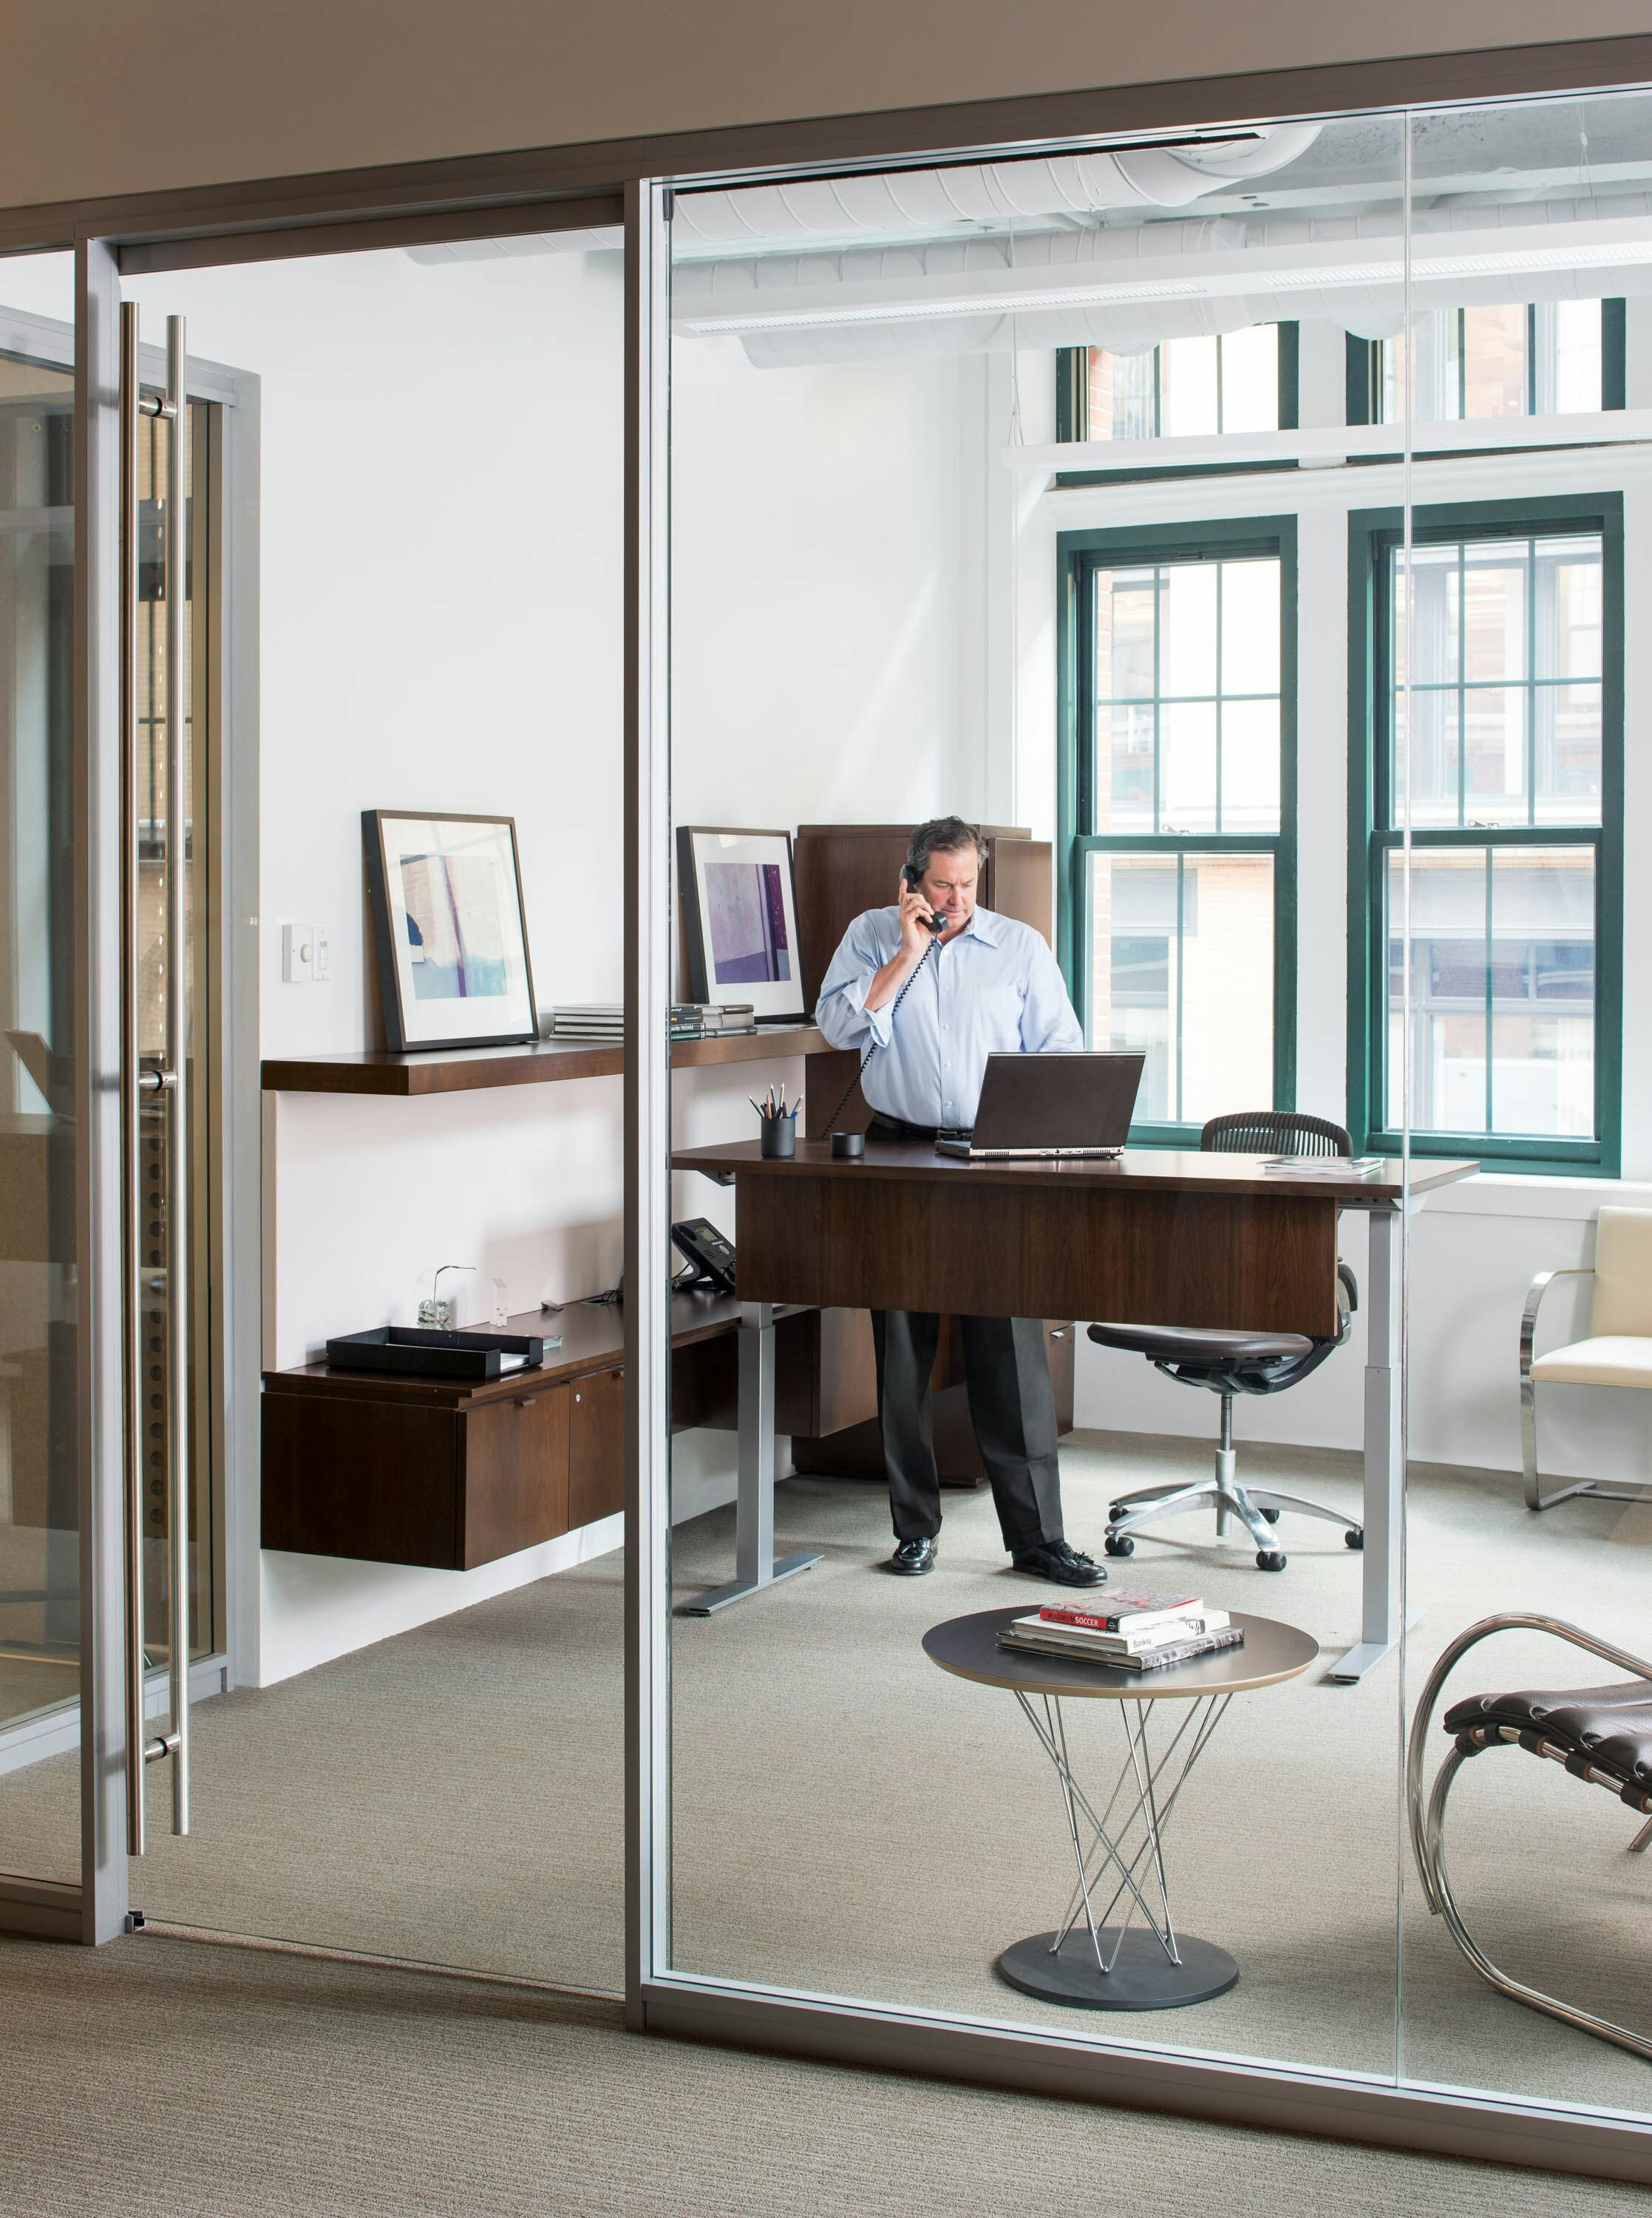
[0,28,1646,2184]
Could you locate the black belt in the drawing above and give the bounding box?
[868,1112,973,1144]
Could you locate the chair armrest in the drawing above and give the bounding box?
[1407,1612,1652,1913]
[1519,1267,1592,1382]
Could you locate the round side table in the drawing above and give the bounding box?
[923,1604,1318,2010]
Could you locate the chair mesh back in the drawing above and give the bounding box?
[1202,1110,1353,1159]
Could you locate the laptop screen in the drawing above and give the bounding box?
[971,1051,1145,1149]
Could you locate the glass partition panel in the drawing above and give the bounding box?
[664,107,1419,2085]
[1397,87,1652,2120]
[0,252,80,1890]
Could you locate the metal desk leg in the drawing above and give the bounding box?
[679,1301,822,1616]
[1328,1204,1409,1683]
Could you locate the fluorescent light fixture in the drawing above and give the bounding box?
[676,233,1652,336]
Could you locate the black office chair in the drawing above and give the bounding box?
[1087,1109,1364,1573]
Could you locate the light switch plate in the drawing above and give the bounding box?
[311,928,330,981]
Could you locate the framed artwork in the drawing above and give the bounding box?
[677,827,805,1024]
[363,811,537,1052]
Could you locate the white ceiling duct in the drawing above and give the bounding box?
[399,126,1323,272]
[667,123,1324,252]
[671,193,1652,367]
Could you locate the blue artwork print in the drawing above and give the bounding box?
[705,861,791,985]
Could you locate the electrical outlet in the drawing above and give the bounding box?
[282,923,316,983]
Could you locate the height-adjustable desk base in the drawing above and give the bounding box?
[679,1300,823,1615]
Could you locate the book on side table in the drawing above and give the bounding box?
[998,1587,1243,1673]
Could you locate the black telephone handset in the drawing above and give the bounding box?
[671,1217,737,1295]
[902,863,947,935]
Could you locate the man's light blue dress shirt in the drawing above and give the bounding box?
[815,905,1084,1130]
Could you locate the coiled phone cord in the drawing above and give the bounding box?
[815,935,939,1138]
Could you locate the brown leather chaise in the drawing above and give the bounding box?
[1409,1613,1652,2063]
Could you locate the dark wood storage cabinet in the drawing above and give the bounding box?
[567,1365,625,1530]
[261,1373,574,1573]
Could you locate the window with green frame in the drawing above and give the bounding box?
[1058,519,1296,1142]
[1058,327,1299,444]
[1345,301,1626,426]
[1348,496,1623,1173]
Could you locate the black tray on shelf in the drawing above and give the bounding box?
[323,1326,547,1381]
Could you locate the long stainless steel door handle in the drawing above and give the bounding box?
[163,313,190,1838]
[120,308,191,1850]
[118,302,144,1856]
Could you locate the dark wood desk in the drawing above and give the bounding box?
[671,1140,1478,1673]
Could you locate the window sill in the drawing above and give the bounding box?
[1419,1170,1651,1223]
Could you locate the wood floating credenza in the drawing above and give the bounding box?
[260,1024,835,1096]
[262,1296,1075,1571]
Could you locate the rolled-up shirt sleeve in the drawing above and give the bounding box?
[815,912,896,1051]
[1020,939,1084,1054]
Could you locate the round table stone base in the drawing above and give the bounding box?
[997,1927,1239,2010]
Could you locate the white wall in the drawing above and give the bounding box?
[1015,324,1652,1487]
[140,243,985,1682]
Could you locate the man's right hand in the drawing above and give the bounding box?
[895,877,938,962]
[866,879,934,1011]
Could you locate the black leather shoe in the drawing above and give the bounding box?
[888,1537,938,1576]
[1011,1539,1107,1587]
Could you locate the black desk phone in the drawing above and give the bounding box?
[902,862,946,935]
[671,1218,736,1294]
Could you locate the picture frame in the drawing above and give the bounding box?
[677,827,806,1024]
[363,810,537,1052]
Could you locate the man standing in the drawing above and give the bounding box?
[815,817,1105,1588]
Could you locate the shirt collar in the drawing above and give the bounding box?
[956,905,1006,946]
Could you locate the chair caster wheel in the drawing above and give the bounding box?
[1259,1505,1280,1523]
[1345,1528,1364,1550]
[1255,1550,1287,1572]
[1109,1505,1127,1522]
[1104,1534,1135,1558]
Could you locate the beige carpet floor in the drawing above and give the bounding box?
[1,1929,1648,2217]
[1,1428,1649,2132]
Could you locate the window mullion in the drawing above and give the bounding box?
[1214,564,1224,835]
[1173,850,1186,1126]
[1526,537,1537,828]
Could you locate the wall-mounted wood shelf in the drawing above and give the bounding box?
[261,1023,830,1097]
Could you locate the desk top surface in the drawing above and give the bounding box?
[923,1606,1319,1700]
[670,1137,1477,1207]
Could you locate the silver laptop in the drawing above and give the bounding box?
[934,1051,1145,1161]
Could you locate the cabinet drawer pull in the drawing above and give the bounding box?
[574,1391,582,1403]
[514,1397,536,1409]
[1048,1329,1070,1341]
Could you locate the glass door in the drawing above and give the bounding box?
[0,260,81,1893]
[0,263,222,1916]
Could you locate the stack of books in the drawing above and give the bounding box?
[542,1003,757,1041]
[1262,1154,1383,1178]
[998,1587,1243,1675]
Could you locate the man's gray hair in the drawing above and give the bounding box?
[905,815,988,881]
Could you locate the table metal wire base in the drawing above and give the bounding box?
[998,1688,1237,2012]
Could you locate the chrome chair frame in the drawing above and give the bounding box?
[1409,1612,1652,2065]
[1520,1268,1651,1513]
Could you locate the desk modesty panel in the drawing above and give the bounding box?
[669,1142,1478,1339]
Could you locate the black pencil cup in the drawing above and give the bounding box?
[758,1116,796,1159]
